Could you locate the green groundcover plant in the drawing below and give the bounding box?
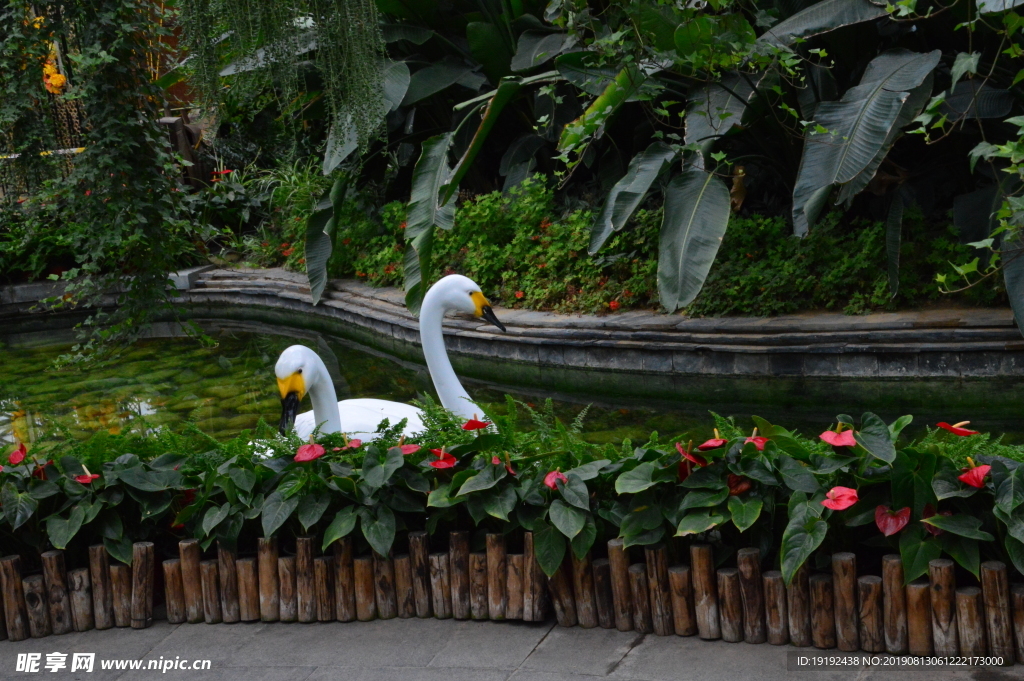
[3,399,1024,586]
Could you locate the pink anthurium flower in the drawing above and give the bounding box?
[544,470,568,490]
[294,443,326,462]
[675,441,708,467]
[875,506,911,536]
[820,430,857,448]
[822,486,859,511]
[399,444,421,455]
[936,421,979,437]
[75,473,100,484]
[9,442,27,465]
[958,457,990,488]
[696,428,727,451]
[727,474,752,496]
[745,436,769,451]
[922,504,952,537]
[462,419,491,431]
[429,449,457,469]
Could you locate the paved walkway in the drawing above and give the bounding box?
[1,617,1016,681]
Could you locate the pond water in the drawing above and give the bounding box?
[2,326,1021,448]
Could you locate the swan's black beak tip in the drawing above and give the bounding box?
[481,305,506,332]
[279,392,300,435]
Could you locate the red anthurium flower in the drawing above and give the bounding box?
[294,443,326,462]
[875,506,911,536]
[0,465,4,472]
[429,449,457,469]
[820,430,857,448]
[399,444,421,455]
[936,421,979,437]
[727,474,752,496]
[922,504,952,537]
[32,460,53,480]
[182,489,197,505]
[9,442,27,465]
[75,473,100,484]
[822,486,858,511]
[745,436,769,451]
[697,438,727,451]
[544,470,568,490]
[958,457,990,488]
[492,456,501,465]
[462,419,491,431]
[675,441,708,466]
[678,459,692,483]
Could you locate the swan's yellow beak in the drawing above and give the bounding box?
[277,372,306,401]
[471,291,506,332]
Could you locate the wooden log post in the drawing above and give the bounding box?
[717,568,743,643]
[906,579,933,657]
[0,586,4,642]
[645,545,673,636]
[237,557,261,622]
[929,558,958,656]
[809,574,836,649]
[354,556,377,621]
[763,571,788,645]
[217,542,241,624]
[1011,584,1024,664]
[980,561,1013,662]
[449,531,471,620]
[690,544,720,640]
[470,552,488,620]
[607,538,633,632]
[295,537,316,623]
[548,561,578,627]
[955,587,986,656]
[130,542,154,630]
[200,560,221,624]
[278,556,297,623]
[394,554,416,618]
[408,531,432,618]
[162,559,186,625]
[882,554,907,653]
[257,538,279,622]
[506,553,524,620]
[109,563,131,627]
[668,565,697,636]
[88,545,114,630]
[486,533,507,620]
[429,552,452,619]
[178,540,203,624]
[314,556,335,622]
[572,551,598,628]
[788,563,812,647]
[736,547,766,644]
[68,568,93,632]
[0,555,29,641]
[333,538,356,622]
[857,575,883,653]
[523,531,537,622]
[628,564,653,634]
[23,575,52,638]
[40,550,73,635]
[832,553,858,652]
[593,559,616,629]
[374,553,398,620]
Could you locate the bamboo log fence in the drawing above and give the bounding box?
[0,538,1020,666]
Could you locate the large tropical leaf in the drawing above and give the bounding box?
[657,169,732,311]
[500,134,546,176]
[511,31,574,72]
[684,72,765,158]
[304,176,347,305]
[977,0,1024,13]
[885,190,904,298]
[1004,236,1024,337]
[757,0,888,46]
[554,52,649,102]
[939,81,1015,121]
[322,115,358,176]
[791,49,940,235]
[405,134,455,314]
[589,141,678,254]
[382,60,411,113]
[467,22,513,83]
[402,57,474,106]
[381,24,433,44]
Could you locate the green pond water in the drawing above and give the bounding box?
[1,327,1021,448]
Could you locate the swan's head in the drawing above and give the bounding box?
[426,274,506,331]
[275,345,323,434]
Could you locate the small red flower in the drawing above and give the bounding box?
[820,430,857,447]
[515,291,524,299]
[399,444,421,455]
[429,449,457,469]
[958,458,990,488]
[609,301,620,310]
[75,473,100,484]
[875,505,911,536]
[84,190,91,196]
[937,421,980,436]
[281,248,295,257]
[544,470,568,490]
[261,241,270,247]
[399,221,407,230]
[727,474,752,496]
[675,441,708,466]
[492,456,501,465]
[697,438,727,451]
[294,443,326,462]
[342,238,351,245]
[462,419,490,431]
[745,436,769,451]
[8,442,27,465]
[822,486,858,511]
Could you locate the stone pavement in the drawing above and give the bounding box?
[1,617,1019,681]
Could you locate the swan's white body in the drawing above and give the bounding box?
[275,275,502,440]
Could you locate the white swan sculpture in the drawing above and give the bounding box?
[276,274,506,440]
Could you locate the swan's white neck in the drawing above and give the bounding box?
[420,291,480,421]
[307,356,342,434]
